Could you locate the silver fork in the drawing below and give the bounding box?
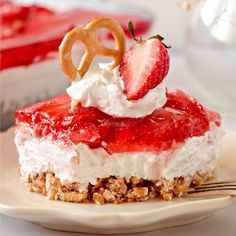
[186,180,236,198]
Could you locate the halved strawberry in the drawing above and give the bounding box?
[119,21,170,100]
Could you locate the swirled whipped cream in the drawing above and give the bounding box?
[67,63,167,118]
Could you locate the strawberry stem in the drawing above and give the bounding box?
[148,34,171,49]
[128,20,138,41]
[139,36,144,42]
[128,20,171,48]
[156,35,164,41]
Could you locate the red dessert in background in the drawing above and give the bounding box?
[1,0,153,130]
[0,0,152,71]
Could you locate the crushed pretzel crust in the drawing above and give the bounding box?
[24,171,214,204]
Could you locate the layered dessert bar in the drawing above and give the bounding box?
[15,17,222,204]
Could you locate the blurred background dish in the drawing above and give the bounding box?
[186,0,236,127]
[0,0,153,130]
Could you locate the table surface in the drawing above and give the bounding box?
[1,55,236,235]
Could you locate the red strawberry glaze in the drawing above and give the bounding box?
[15,91,221,154]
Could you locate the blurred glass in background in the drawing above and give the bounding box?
[186,0,236,124]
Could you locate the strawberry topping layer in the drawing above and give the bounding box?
[15,91,221,154]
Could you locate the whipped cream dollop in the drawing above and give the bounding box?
[67,64,167,118]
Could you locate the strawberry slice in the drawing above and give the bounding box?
[119,21,170,100]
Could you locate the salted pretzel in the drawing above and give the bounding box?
[59,17,126,81]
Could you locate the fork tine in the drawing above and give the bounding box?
[186,189,236,198]
[200,180,236,186]
[194,184,236,189]
[186,180,236,198]
[188,187,236,193]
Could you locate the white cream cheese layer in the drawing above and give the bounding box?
[67,64,167,118]
[15,126,222,185]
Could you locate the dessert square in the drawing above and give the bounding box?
[15,91,222,203]
[14,17,223,204]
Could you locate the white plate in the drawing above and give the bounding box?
[0,128,236,234]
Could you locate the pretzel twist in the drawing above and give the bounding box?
[59,17,126,81]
